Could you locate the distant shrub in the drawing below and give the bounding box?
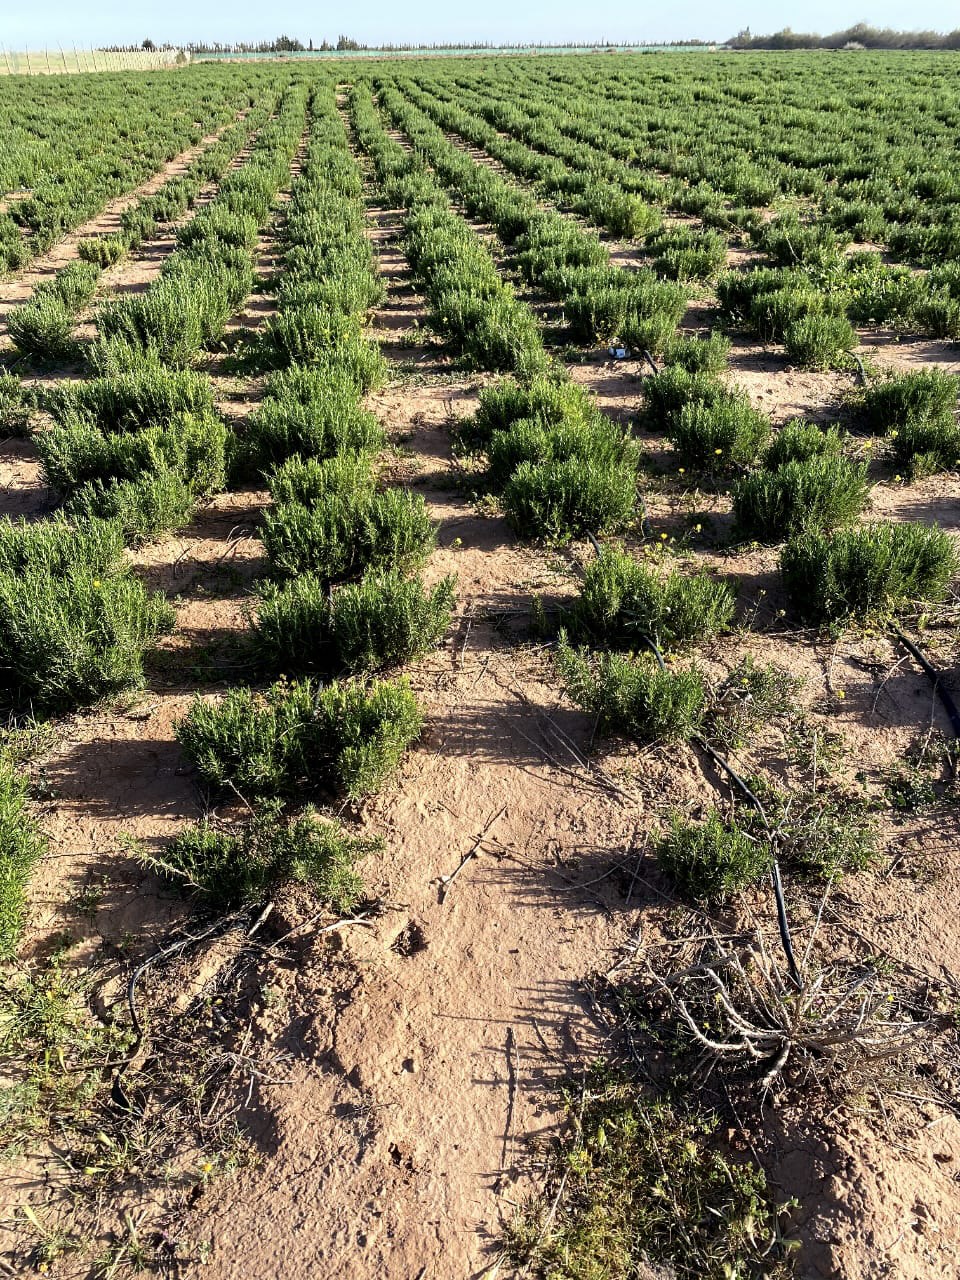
[732,456,869,542]
[765,421,846,469]
[9,261,101,362]
[568,548,735,648]
[176,676,423,801]
[78,235,128,268]
[781,523,959,622]
[646,226,727,281]
[253,570,455,676]
[784,314,857,370]
[655,811,770,901]
[177,208,259,253]
[147,803,372,910]
[556,636,705,741]
[0,754,48,958]
[669,395,770,470]
[503,456,639,542]
[620,310,679,357]
[760,219,847,269]
[262,488,436,582]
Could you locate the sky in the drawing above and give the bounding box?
[1,1,958,49]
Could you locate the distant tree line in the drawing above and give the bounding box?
[99,27,960,57]
[99,35,717,55]
[725,24,960,50]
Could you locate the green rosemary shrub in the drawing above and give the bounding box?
[783,314,857,370]
[442,292,548,376]
[50,367,214,431]
[0,754,48,957]
[266,453,375,508]
[0,373,34,437]
[663,332,731,374]
[556,636,706,740]
[254,570,455,676]
[889,417,960,478]
[503,456,639,543]
[8,293,78,364]
[78,235,128,267]
[8,260,100,362]
[646,226,727,281]
[655,811,770,901]
[146,802,372,910]
[732,456,870,542]
[568,548,735,648]
[176,676,423,800]
[641,368,728,427]
[261,489,436,582]
[239,367,385,471]
[50,260,101,311]
[764,421,846,469]
[669,395,771,470]
[0,562,174,711]
[781,523,959,622]
[258,309,387,388]
[486,400,633,473]
[0,515,124,577]
[470,375,598,443]
[38,412,227,497]
[749,284,829,343]
[67,470,196,545]
[855,369,959,435]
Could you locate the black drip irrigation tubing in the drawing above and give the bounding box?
[892,624,960,740]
